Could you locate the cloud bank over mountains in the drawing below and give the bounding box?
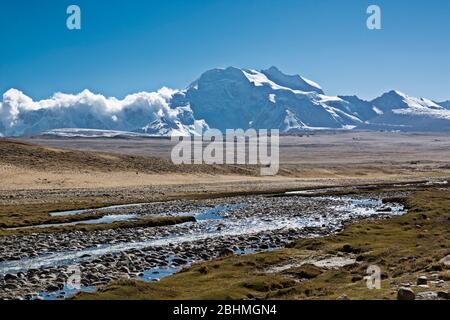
[1,66,449,137]
[0,87,207,137]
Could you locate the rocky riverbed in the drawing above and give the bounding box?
[0,191,407,300]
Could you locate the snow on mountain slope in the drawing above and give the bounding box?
[261,66,324,94]
[358,90,450,131]
[371,90,444,112]
[335,95,379,121]
[175,66,361,132]
[0,67,449,136]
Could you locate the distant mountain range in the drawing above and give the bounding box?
[1,66,449,137]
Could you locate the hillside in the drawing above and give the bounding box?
[0,139,257,175]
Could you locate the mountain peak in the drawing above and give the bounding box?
[261,67,323,94]
[383,90,408,98]
[265,66,282,73]
[372,89,445,115]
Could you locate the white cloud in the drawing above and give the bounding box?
[0,87,193,136]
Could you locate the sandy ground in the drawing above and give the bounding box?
[0,164,290,191]
[1,131,449,192]
[25,131,450,163]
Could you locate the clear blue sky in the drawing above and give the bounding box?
[1,0,449,101]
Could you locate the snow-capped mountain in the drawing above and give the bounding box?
[0,67,449,136]
[171,66,365,132]
[371,90,446,114]
[360,90,450,132]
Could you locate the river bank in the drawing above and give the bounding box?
[78,187,450,300]
[0,188,409,299]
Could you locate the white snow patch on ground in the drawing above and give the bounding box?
[268,94,276,103]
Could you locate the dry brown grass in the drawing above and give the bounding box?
[0,139,259,175]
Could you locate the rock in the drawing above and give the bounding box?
[336,294,350,300]
[426,264,443,272]
[172,258,187,265]
[436,280,445,287]
[400,282,412,287]
[339,244,361,254]
[417,276,427,285]
[46,284,60,292]
[430,273,440,279]
[4,283,18,290]
[119,266,130,273]
[397,287,415,300]
[416,291,438,300]
[4,274,18,281]
[198,266,209,275]
[439,255,450,268]
[145,257,161,264]
[437,291,449,299]
[351,275,363,282]
[219,248,234,257]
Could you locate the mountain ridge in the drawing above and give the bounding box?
[1,67,449,137]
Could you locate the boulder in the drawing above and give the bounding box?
[439,255,450,268]
[219,248,235,257]
[397,287,415,300]
[4,274,18,281]
[119,266,130,274]
[417,276,427,285]
[46,284,60,292]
